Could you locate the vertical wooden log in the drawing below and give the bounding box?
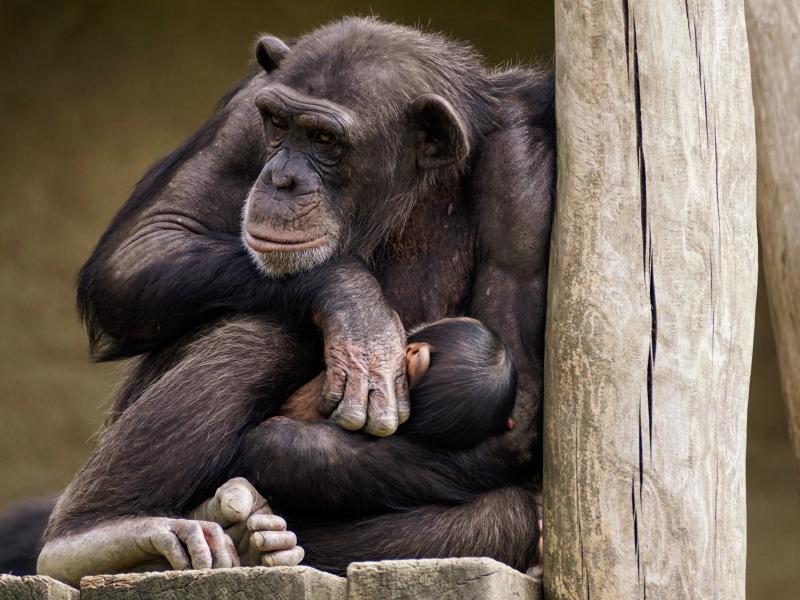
[745,0,800,479]
[543,1,757,599]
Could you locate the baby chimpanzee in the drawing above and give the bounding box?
[281,317,516,448]
[401,317,517,447]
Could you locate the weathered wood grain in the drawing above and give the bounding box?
[544,1,757,599]
[746,0,800,480]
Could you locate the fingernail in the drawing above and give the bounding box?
[227,497,246,515]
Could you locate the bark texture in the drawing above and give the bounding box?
[544,1,757,599]
[746,0,800,479]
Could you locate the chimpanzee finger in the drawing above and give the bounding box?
[201,522,237,569]
[319,367,346,415]
[151,531,191,571]
[364,384,398,436]
[261,546,305,567]
[330,375,368,430]
[230,507,280,556]
[225,533,241,568]
[251,530,297,553]
[173,521,213,570]
[395,367,411,425]
[247,513,287,532]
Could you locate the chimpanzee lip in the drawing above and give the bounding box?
[244,229,328,252]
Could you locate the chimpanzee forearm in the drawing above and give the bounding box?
[234,419,523,515]
[292,486,540,575]
[81,224,382,359]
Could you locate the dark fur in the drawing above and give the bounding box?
[403,319,517,448]
[40,17,555,574]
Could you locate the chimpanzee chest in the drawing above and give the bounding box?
[375,191,475,330]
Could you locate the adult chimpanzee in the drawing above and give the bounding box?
[35,17,555,583]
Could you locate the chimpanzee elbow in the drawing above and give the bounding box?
[76,255,163,361]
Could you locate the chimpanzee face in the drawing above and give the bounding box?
[242,82,354,277]
[241,33,470,277]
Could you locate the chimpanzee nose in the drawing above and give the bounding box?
[271,169,295,189]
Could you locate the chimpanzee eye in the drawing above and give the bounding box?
[270,114,287,129]
[314,130,335,145]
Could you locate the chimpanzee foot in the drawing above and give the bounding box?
[192,477,303,567]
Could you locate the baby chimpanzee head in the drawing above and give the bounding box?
[402,318,517,448]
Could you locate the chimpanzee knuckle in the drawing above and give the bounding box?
[252,530,297,551]
[365,393,399,436]
[150,531,175,553]
[179,521,205,542]
[262,546,305,567]
[247,514,287,532]
[365,417,398,436]
[203,521,225,537]
[333,409,367,430]
[151,532,191,570]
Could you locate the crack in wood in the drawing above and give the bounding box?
[623,0,631,79]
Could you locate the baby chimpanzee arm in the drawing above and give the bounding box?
[235,418,523,515]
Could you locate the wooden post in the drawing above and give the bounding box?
[745,0,800,479]
[543,1,757,599]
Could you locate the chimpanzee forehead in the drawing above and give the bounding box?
[271,19,445,117]
[275,51,412,118]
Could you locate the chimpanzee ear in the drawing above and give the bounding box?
[255,35,291,73]
[405,342,431,389]
[408,94,470,169]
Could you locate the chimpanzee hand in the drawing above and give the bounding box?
[190,477,304,568]
[319,304,409,436]
[36,516,240,586]
[127,517,241,570]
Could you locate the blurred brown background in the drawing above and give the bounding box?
[0,1,796,597]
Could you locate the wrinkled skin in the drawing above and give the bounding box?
[37,479,302,587]
[321,310,410,434]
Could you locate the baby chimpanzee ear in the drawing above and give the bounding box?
[255,35,291,73]
[408,94,470,169]
[405,342,431,389]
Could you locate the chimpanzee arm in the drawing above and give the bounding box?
[78,73,396,366]
[469,116,556,468]
[79,72,410,433]
[78,72,267,359]
[293,486,540,575]
[234,418,524,515]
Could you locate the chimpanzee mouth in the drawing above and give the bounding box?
[244,229,328,253]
